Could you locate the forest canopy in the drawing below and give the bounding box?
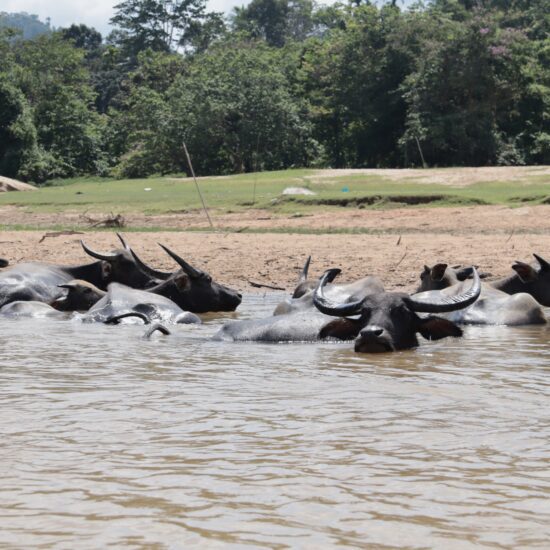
[0,0,548,183]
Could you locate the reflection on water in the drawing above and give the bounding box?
[1,294,549,548]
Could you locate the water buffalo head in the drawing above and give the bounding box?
[507,254,550,306]
[133,244,242,313]
[416,263,477,292]
[81,233,171,289]
[51,280,106,311]
[292,256,314,299]
[314,268,481,353]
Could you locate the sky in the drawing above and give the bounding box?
[0,0,247,36]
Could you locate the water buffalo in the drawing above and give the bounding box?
[0,261,109,308]
[313,268,481,353]
[291,255,313,298]
[51,280,106,311]
[274,256,384,316]
[214,309,335,342]
[0,258,8,268]
[0,300,69,319]
[490,254,550,306]
[77,283,201,325]
[130,244,242,313]
[0,234,170,309]
[80,233,172,289]
[416,263,545,325]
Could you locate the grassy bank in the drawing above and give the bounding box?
[1,168,550,217]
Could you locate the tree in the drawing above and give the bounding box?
[0,74,37,178]
[110,0,223,62]
[15,33,106,179]
[231,0,316,47]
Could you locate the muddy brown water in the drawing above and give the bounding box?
[1,294,549,549]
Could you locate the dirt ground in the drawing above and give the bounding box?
[1,203,549,294]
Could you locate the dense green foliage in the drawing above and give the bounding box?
[0,12,51,40]
[0,0,548,184]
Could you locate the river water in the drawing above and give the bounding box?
[1,294,549,549]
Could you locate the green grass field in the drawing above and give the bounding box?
[0,168,549,219]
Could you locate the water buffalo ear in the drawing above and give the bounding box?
[173,272,191,291]
[101,261,112,280]
[418,316,463,341]
[319,318,362,341]
[430,263,448,281]
[512,261,537,282]
[454,266,473,281]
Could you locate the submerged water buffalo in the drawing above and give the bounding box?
[0,300,68,319]
[0,258,8,268]
[274,256,384,316]
[77,283,201,325]
[51,280,106,311]
[313,268,481,353]
[490,254,550,306]
[130,244,242,313]
[0,234,168,309]
[215,268,481,350]
[416,263,545,325]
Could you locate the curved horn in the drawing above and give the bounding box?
[104,311,149,325]
[142,323,171,339]
[533,253,550,271]
[81,240,118,261]
[130,249,172,281]
[117,233,130,250]
[298,255,311,284]
[313,268,365,317]
[405,267,481,313]
[158,244,202,279]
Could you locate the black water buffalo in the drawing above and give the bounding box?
[313,268,481,353]
[130,244,242,313]
[51,280,106,311]
[77,283,201,325]
[0,234,171,309]
[80,233,172,289]
[0,258,8,268]
[0,261,108,308]
[490,254,550,307]
[415,263,545,326]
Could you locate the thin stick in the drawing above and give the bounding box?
[252,134,260,205]
[183,142,214,229]
[248,280,285,291]
[415,136,427,168]
[394,250,408,270]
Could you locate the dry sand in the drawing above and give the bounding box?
[1,202,549,295]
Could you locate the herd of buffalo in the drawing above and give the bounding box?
[1,233,549,353]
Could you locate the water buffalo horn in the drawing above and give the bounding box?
[81,240,118,261]
[158,244,203,279]
[104,311,149,324]
[299,255,312,283]
[533,253,550,271]
[313,268,365,317]
[116,233,130,250]
[405,267,481,313]
[129,249,172,280]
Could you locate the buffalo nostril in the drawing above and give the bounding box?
[363,328,383,337]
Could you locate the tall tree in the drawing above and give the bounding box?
[110,0,223,62]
